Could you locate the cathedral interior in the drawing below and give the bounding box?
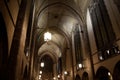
[0,0,120,80]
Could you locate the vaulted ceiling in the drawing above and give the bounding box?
[33,0,90,78]
[34,0,90,57]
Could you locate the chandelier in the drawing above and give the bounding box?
[44,31,51,41]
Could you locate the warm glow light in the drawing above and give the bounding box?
[39,75,41,78]
[118,50,120,53]
[99,56,103,60]
[41,62,44,67]
[78,63,82,68]
[53,77,56,80]
[40,71,42,74]
[44,32,51,41]
[107,50,110,54]
[58,75,60,78]
[39,75,41,79]
[64,71,68,75]
[108,72,111,76]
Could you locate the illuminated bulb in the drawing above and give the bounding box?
[39,75,41,78]
[39,75,41,80]
[99,56,103,60]
[44,32,51,41]
[64,71,68,75]
[53,77,56,80]
[26,52,29,56]
[107,50,110,54]
[39,77,41,79]
[40,71,42,74]
[58,75,60,78]
[41,62,44,67]
[108,72,111,76]
[118,50,120,53]
[78,63,82,68]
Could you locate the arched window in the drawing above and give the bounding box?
[74,25,83,66]
[75,74,81,80]
[89,0,116,60]
[113,61,120,80]
[57,57,62,74]
[95,66,112,80]
[82,72,89,80]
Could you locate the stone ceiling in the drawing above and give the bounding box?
[33,0,90,76]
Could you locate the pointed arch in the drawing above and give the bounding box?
[113,61,120,80]
[82,72,89,80]
[95,66,112,80]
[75,74,81,80]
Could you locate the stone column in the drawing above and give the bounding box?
[7,0,27,80]
[53,63,57,79]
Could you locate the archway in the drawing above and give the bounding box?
[82,72,89,80]
[39,55,54,80]
[113,61,120,80]
[95,66,113,80]
[75,74,81,80]
[0,12,8,79]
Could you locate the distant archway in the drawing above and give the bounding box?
[113,61,120,80]
[82,72,89,80]
[0,12,8,79]
[39,55,54,80]
[75,74,81,80]
[95,66,112,80]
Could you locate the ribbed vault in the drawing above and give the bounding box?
[32,0,90,79]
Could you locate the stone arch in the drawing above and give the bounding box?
[113,60,120,80]
[39,55,54,80]
[95,66,112,80]
[82,72,89,80]
[75,74,81,80]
